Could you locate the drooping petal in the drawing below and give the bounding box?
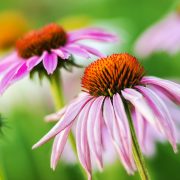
[62,45,91,58]
[101,126,117,164]
[81,103,92,179]
[75,44,105,58]
[122,88,156,127]
[45,93,90,122]
[51,49,70,60]
[76,99,94,179]
[45,106,67,122]
[113,94,136,171]
[68,28,117,43]
[0,62,29,94]
[141,76,180,104]
[94,103,104,168]
[32,94,92,149]
[68,35,117,43]
[0,53,20,73]
[103,97,135,174]
[152,88,180,128]
[87,96,104,170]
[12,62,29,82]
[69,28,116,37]
[0,61,25,94]
[132,108,152,155]
[132,107,163,156]
[51,124,72,170]
[103,97,114,138]
[0,52,18,62]
[26,54,44,71]
[136,86,177,152]
[43,52,58,74]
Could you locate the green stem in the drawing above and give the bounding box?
[50,71,64,110]
[49,71,87,180]
[124,102,151,180]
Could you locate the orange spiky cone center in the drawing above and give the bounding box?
[82,53,145,97]
[16,23,67,59]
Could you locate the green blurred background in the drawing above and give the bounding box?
[0,0,180,180]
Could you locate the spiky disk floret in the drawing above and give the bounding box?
[16,23,67,59]
[82,53,145,96]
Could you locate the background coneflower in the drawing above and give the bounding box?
[0,23,117,97]
[134,9,180,58]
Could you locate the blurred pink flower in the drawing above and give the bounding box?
[33,53,179,179]
[134,12,180,58]
[0,23,117,94]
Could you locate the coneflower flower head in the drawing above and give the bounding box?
[16,24,67,59]
[0,23,117,94]
[33,53,179,179]
[82,54,144,96]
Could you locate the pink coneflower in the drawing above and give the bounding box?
[0,23,116,94]
[33,53,179,179]
[134,12,180,58]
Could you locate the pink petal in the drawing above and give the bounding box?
[132,108,150,155]
[76,102,90,170]
[45,93,90,122]
[87,97,104,170]
[151,88,180,127]
[101,126,117,164]
[26,55,44,71]
[132,108,160,156]
[94,104,104,167]
[68,28,117,43]
[113,94,136,171]
[76,44,105,58]
[43,52,58,74]
[51,124,72,170]
[103,97,135,174]
[68,35,117,43]
[12,63,29,81]
[45,106,67,122]
[122,88,156,127]
[136,86,177,152]
[81,105,92,177]
[69,28,114,36]
[32,94,92,149]
[141,76,180,104]
[103,97,114,138]
[76,99,93,178]
[62,45,90,58]
[51,49,70,59]
[0,62,25,94]
[0,52,18,63]
[0,53,20,73]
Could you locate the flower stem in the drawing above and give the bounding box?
[50,71,64,110]
[124,102,151,180]
[49,71,87,180]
